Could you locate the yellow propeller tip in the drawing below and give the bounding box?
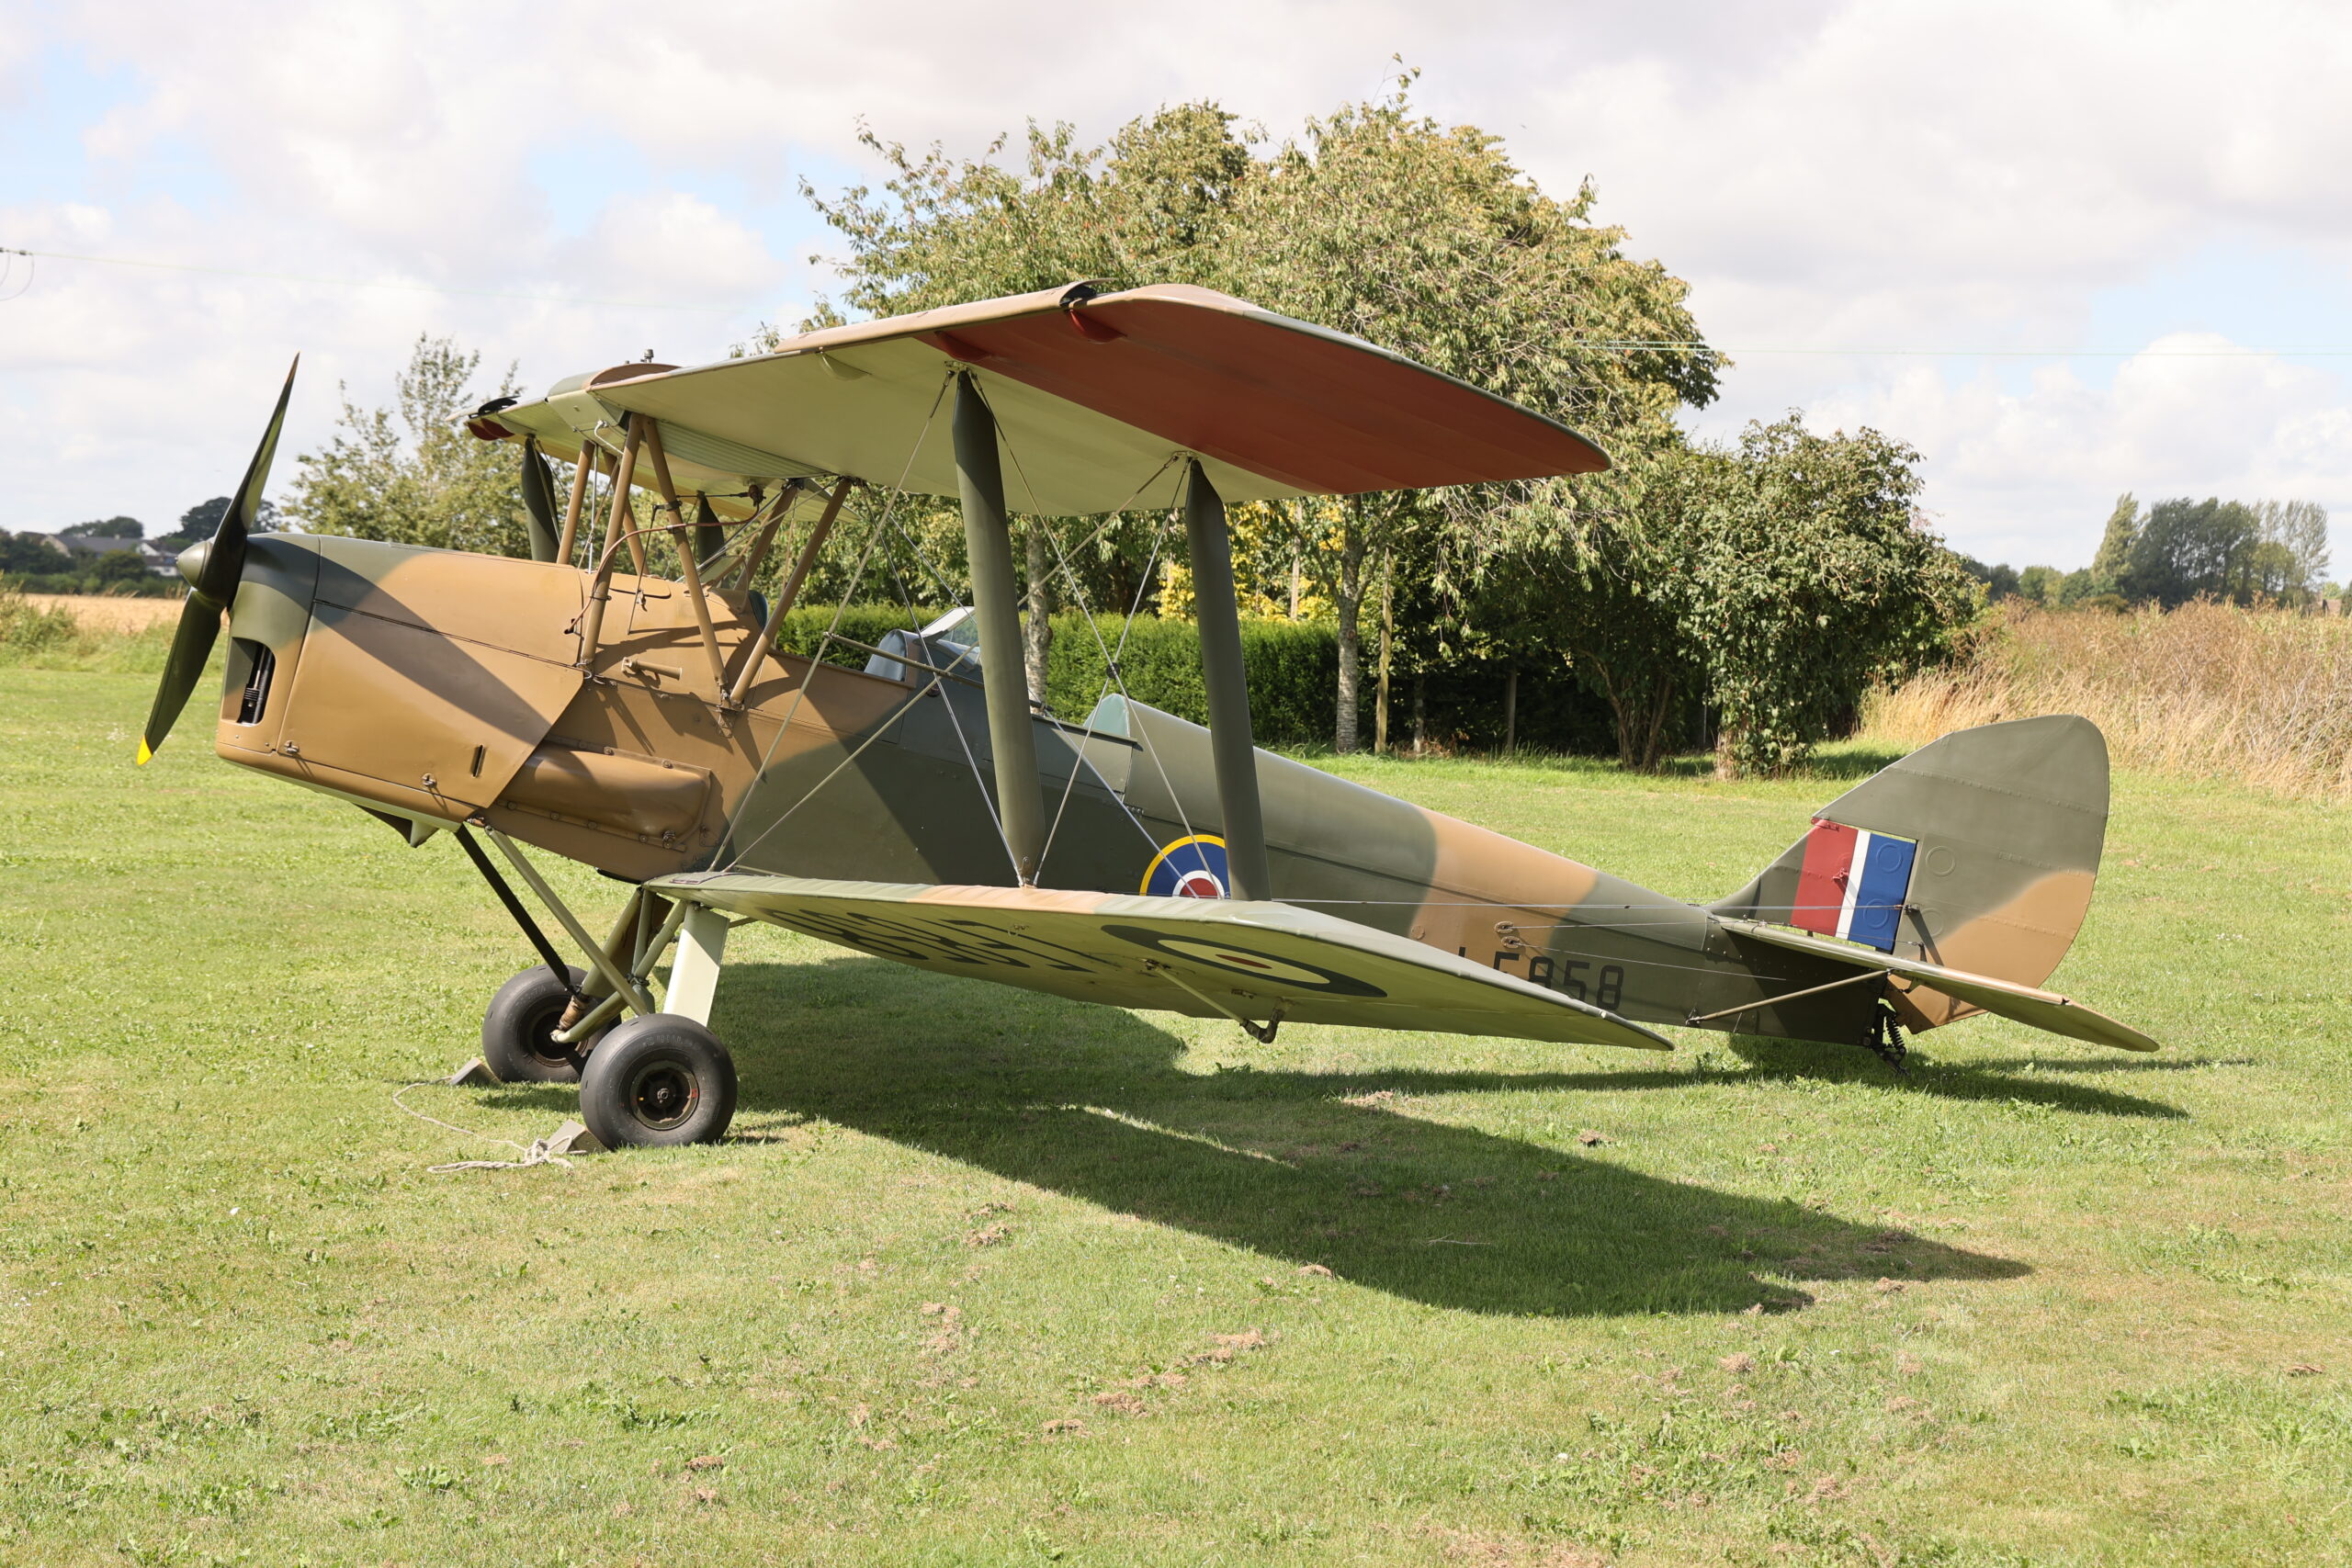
[136,739,153,765]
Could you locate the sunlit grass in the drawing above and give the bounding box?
[2,670,2346,1565]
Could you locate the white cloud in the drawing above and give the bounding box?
[577,192,774,299]
[1790,336,2352,570]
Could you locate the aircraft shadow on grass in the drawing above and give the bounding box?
[522,953,2183,1319]
[1715,1041,2192,1116]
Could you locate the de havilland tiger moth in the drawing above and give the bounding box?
[138,282,2159,1149]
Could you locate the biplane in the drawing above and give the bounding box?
[140,282,2158,1149]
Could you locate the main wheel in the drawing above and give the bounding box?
[481,964,597,1084]
[578,1013,738,1148]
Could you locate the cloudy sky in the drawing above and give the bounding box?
[6,0,2349,572]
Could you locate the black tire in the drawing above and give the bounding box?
[481,964,596,1084]
[578,1013,738,1148]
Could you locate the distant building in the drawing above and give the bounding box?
[56,536,177,577]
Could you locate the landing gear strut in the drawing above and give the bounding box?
[458,825,739,1146]
[481,963,602,1083]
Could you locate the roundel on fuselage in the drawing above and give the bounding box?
[1141,834,1229,899]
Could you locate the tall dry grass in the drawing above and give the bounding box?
[0,581,180,673]
[1862,601,2352,801]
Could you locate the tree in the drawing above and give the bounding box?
[2089,492,2138,597]
[1216,83,1717,750]
[91,549,154,587]
[2255,500,2329,602]
[1476,462,1702,770]
[285,336,526,556]
[0,530,71,575]
[1684,417,1976,777]
[800,80,1720,749]
[1473,421,1974,775]
[2016,564,2063,604]
[804,104,1250,321]
[2081,493,2328,607]
[2126,497,2259,607]
[1959,558,2021,601]
[172,496,281,542]
[797,104,1264,673]
[60,516,143,539]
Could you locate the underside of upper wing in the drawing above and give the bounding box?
[651,871,1671,1051]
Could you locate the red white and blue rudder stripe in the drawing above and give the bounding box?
[1790,819,1917,953]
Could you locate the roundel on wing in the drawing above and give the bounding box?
[1101,925,1387,998]
[1141,834,1229,899]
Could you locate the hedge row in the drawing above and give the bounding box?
[760,604,1632,754]
[1,571,179,598]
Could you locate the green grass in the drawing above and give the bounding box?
[0,595,175,674]
[2,671,2347,1566]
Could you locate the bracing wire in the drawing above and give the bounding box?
[870,523,1023,882]
[836,399,1163,885]
[978,389,1200,871]
[716,373,952,869]
[1039,510,1182,870]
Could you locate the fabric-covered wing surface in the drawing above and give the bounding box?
[1713,918,2158,1052]
[490,283,1609,516]
[651,872,1669,1050]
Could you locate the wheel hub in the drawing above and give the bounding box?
[626,1060,699,1130]
[526,1001,575,1066]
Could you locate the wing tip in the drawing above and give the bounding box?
[135,738,154,766]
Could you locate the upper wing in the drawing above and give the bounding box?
[651,871,1670,1051]
[487,282,1609,516]
[1713,917,2158,1052]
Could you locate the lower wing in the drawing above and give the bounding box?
[650,873,1672,1051]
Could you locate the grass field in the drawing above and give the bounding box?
[3,669,2347,1566]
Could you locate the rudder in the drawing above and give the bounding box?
[1708,716,2109,1030]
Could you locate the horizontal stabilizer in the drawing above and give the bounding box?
[1714,918,2157,1053]
[651,873,1671,1051]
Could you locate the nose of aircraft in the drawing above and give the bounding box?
[139,357,298,764]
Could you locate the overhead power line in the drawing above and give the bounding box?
[1592,339,2352,358]
[0,244,744,313]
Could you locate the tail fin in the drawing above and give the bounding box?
[1708,716,2109,1030]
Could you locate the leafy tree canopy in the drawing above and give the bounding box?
[1684,418,1977,775]
[1477,420,1974,774]
[0,530,73,575]
[173,496,282,541]
[90,549,155,584]
[285,336,526,557]
[60,516,144,540]
[797,75,1723,750]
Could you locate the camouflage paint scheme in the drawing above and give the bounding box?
[163,285,2151,1062]
[207,532,2146,1053]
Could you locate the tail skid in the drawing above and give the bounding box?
[1713,917,2157,1053]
